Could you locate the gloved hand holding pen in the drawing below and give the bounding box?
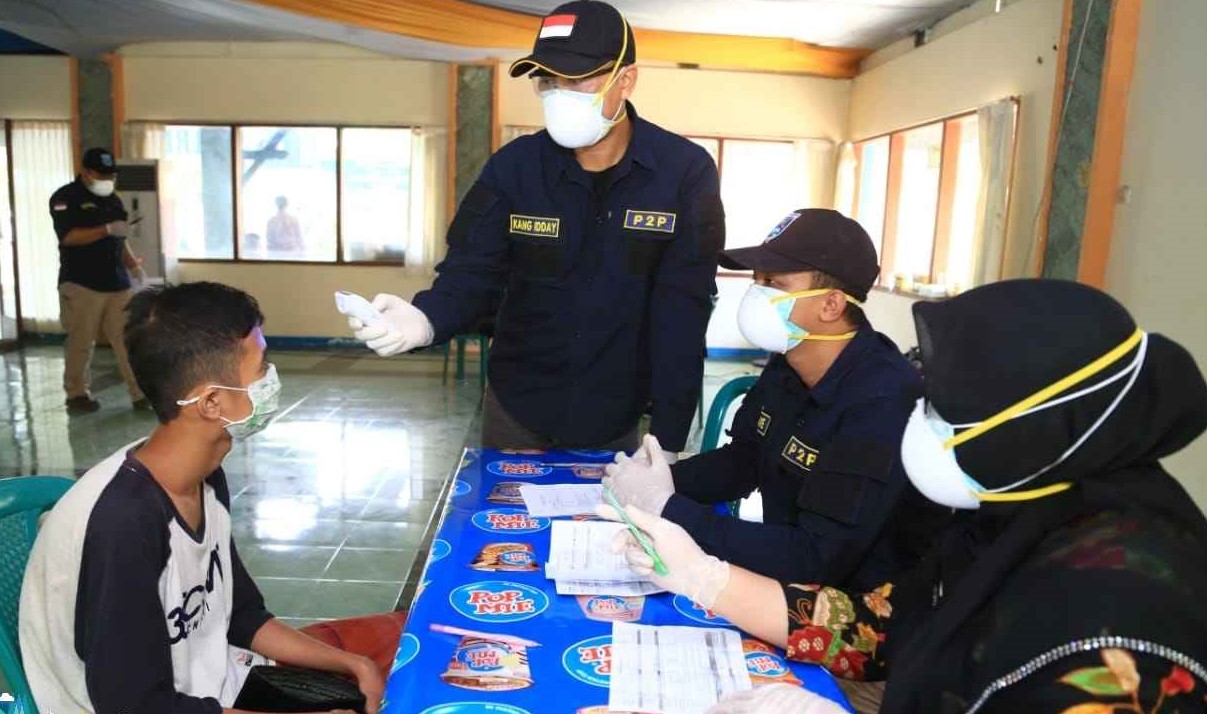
[595,501,730,609]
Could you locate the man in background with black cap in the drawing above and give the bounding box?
[348,0,723,455]
[605,209,949,594]
[49,147,148,413]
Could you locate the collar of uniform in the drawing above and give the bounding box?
[548,101,656,185]
[804,324,879,407]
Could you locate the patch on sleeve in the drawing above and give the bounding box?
[695,192,725,257]
[52,203,68,211]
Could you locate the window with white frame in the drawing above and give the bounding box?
[845,101,1019,296]
[125,123,420,265]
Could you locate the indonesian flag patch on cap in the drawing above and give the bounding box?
[540,14,576,39]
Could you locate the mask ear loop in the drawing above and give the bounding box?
[978,332,1148,496]
[592,16,631,122]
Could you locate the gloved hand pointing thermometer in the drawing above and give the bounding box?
[346,293,435,357]
[596,501,730,609]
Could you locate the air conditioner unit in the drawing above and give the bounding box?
[114,159,169,287]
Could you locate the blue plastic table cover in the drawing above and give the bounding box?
[381,448,853,714]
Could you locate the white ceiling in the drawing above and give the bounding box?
[0,0,973,60]
[474,0,974,48]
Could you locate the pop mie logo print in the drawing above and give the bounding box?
[486,460,553,478]
[746,652,790,677]
[449,581,549,623]
[471,508,550,534]
[562,635,612,688]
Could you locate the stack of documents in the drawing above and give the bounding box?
[609,622,752,713]
[518,483,603,518]
[545,520,664,596]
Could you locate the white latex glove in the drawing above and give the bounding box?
[348,293,434,357]
[707,684,848,714]
[596,501,729,609]
[662,449,680,465]
[602,434,675,515]
[105,220,129,237]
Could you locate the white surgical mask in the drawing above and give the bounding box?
[736,283,859,353]
[900,330,1148,510]
[87,179,115,197]
[177,363,282,440]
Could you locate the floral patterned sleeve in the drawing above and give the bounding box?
[781,581,894,681]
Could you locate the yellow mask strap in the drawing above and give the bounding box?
[768,288,864,307]
[944,328,1144,450]
[791,331,858,342]
[976,481,1074,503]
[591,17,630,110]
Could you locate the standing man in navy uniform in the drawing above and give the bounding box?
[349,1,724,455]
[49,147,148,413]
[604,210,949,593]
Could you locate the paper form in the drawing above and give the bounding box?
[519,483,604,518]
[545,520,638,581]
[553,579,665,596]
[608,622,752,714]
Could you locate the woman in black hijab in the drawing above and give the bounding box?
[602,279,1207,713]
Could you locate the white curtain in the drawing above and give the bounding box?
[122,122,166,160]
[792,139,836,209]
[12,121,73,332]
[832,142,857,218]
[971,99,1018,285]
[406,126,448,271]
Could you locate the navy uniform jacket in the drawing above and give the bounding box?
[413,104,723,450]
[49,177,131,292]
[664,326,950,590]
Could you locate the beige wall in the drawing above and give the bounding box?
[499,63,851,142]
[1106,0,1207,507]
[0,56,73,120]
[847,0,1062,345]
[121,43,448,126]
[175,262,432,337]
[118,42,451,339]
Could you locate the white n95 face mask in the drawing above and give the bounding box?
[736,283,858,354]
[541,86,624,149]
[87,179,115,197]
[900,330,1148,510]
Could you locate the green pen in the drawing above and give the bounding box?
[604,487,669,577]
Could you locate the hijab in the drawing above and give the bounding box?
[882,279,1207,712]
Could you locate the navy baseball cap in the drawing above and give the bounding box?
[508,1,636,79]
[82,147,117,175]
[719,209,881,302]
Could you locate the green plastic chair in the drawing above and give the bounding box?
[700,375,759,518]
[442,317,493,392]
[0,476,74,714]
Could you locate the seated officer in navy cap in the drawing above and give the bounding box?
[347,0,723,456]
[605,209,949,591]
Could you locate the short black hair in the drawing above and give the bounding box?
[124,282,264,423]
[809,270,867,328]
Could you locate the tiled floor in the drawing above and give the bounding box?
[1,343,759,627]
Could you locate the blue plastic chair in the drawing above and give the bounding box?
[0,476,74,714]
[700,375,759,452]
[699,376,759,518]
